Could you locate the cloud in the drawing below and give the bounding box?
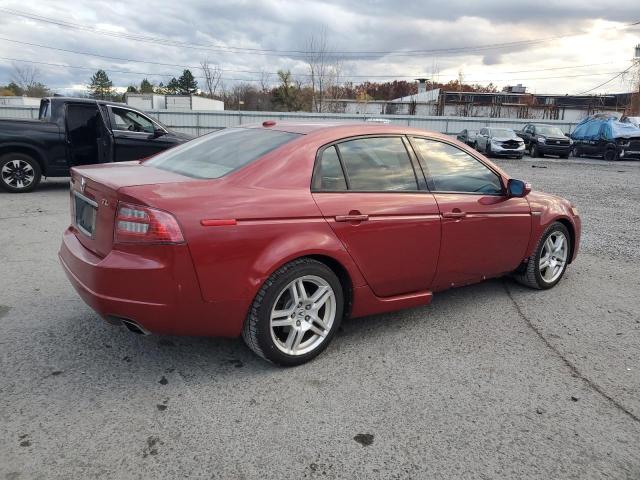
[0,0,637,95]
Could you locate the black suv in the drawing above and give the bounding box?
[516,123,572,158]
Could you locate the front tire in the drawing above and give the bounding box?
[242,258,344,366]
[0,153,42,193]
[531,144,542,158]
[515,222,570,290]
[603,145,619,161]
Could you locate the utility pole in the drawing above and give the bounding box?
[630,44,640,115]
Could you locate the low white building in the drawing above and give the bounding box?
[0,96,42,107]
[125,93,224,111]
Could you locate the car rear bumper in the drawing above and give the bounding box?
[58,227,245,337]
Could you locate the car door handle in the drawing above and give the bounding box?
[335,214,369,222]
[442,211,467,219]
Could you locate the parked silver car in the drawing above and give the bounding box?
[456,129,479,147]
[475,127,525,158]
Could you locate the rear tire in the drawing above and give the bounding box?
[242,258,344,366]
[0,153,42,193]
[515,222,570,290]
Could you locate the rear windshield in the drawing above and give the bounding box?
[146,128,301,179]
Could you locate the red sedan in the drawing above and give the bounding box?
[59,122,581,365]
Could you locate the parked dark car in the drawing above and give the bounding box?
[475,127,525,158]
[456,129,479,147]
[570,115,640,161]
[0,97,192,192]
[516,123,572,158]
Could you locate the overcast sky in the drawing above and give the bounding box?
[0,0,638,96]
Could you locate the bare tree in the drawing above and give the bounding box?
[11,63,50,97]
[305,29,345,113]
[200,58,222,99]
[259,70,271,94]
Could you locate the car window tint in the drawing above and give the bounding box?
[146,127,300,179]
[312,146,347,191]
[412,138,503,194]
[336,137,417,191]
[111,108,155,133]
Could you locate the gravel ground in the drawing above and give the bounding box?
[1,154,639,479]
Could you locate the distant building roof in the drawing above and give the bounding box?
[391,88,440,103]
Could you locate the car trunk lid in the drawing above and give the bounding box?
[69,162,192,257]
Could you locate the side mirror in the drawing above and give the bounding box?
[153,128,166,138]
[507,178,531,198]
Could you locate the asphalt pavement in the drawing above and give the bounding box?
[1,154,639,479]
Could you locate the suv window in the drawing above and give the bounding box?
[146,127,300,179]
[411,138,503,194]
[111,107,156,133]
[334,137,418,191]
[312,146,347,191]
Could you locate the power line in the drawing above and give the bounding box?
[0,55,631,87]
[2,7,637,58]
[0,36,623,81]
[575,64,635,95]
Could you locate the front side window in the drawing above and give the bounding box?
[146,127,301,179]
[336,137,418,191]
[412,138,503,194]
[111,107,156,133]
[584,121,602,138]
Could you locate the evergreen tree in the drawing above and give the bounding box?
[140,78,154,93]
[177,69,198,95]
[126,85,138,93]
[88,70,114,99]
[166,77,180,94]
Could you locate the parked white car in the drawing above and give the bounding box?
[476,127,526,158]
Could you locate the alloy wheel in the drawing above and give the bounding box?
[1,159,35,189]
[538,232,568,283]
[269,275,336,356]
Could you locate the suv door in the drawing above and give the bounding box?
[311,136,441,297]
[108,106,173,161]
[410,137,531,289]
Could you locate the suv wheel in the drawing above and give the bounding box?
[242,258,344,366]
[603,145,619,161]
[0,153,42,193]
[531,144,541,158]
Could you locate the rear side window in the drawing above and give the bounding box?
[412,138,503,194]
[312,146,347,191]
[146,128,301,179]
[335,137,418,191]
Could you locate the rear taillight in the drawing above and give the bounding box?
[114,202,184,244]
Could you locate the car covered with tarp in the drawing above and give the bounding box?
[570,114,640,161]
